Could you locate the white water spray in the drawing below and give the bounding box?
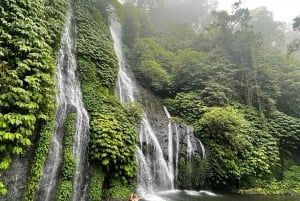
[110,5,206,200]
[36,7,89,201]
[110,11,173,196]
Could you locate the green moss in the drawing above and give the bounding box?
[75,1,138,198]
[0,0,67,196]
[105,178,135,199]
[57,181,73,201]
[24,111,56,201]
[177,155,206,189]
[56,113,76,200]
[89,165,105,201]
[75,0,118,89]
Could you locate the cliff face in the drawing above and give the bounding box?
[0,0,68,199]
[0,0,137,200]
[2,0,300,200]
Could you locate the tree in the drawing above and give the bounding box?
[172,49,210,92]
[122,3,141,48]
[196,106,279,189]
[293,16,300,31]
[288,15,300,54]
[129,38,174,95]
[250,7,285,49]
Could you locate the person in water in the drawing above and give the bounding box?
[129,192,141,201]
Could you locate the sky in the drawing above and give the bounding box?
[217,0,300,23]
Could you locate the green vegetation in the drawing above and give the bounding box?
[75,0,137,199]
[104,178,135,199]
[89,99,137,180]
[123,0,300,194]
[0,0,67,196]
[178,155,207,189]
[122,102,143,124]
[1,0,300,198]
[75,0,118,89]
[196,107,279,189]
[89,165,105,201]
[164,92,207,124]
[56,181,72,201]
[56,113,76,201]
[24,110,56,201]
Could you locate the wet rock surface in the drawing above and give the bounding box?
[0,156,29,201]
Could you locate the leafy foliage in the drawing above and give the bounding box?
[56,113,76,200]
[0,0,67,195]
[164,92,207,124]
[196,106,279,189]
[75,0,138,197]
[122,102,143,124]
[24,111,56,201]
[268,112,300,154]
[276,63,300,118]
[56,181,72,201]
[89,98,137,180]
[103,178,135,199]
[281,165,300,193]
[89,165,105,201]
[171,49,210,92]
[178,155,207,189]
[129,38,174,95]
[75,0,118,88]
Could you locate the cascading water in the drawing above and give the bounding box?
[185,125,206,161]
[162,107,207,185]
[186,126,195,160]
[36,6,89,201]
[163,106,175,188]
[174,124,180,181]
[110,5,206,199]
[198,139,206,159]
[110,14,173,194]
[138,117,174,191]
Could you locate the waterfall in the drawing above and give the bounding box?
[198,139,206,159]
[110,5,206,198]
[186,126,195,160]
[110,14,173,194]
[174,124,180,181]
[36,6,89,201]
[111,20,136,102]
[184,125,206,160]
[163,106,175,189]
[139,117,174,191]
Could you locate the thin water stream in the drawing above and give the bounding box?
[110,12,173,195]
[36,5,89,201]
[110,8,206,200]
[110,3,299,201]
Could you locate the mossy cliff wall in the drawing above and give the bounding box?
[75,0,137,200]
[1,0,137,200]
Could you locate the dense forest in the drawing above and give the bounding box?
[0,0,300,200]
[117,0,300,194]
[116,0,300,194]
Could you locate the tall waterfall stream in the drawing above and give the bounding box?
[110,11,206,200]
[36,7,89,201]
